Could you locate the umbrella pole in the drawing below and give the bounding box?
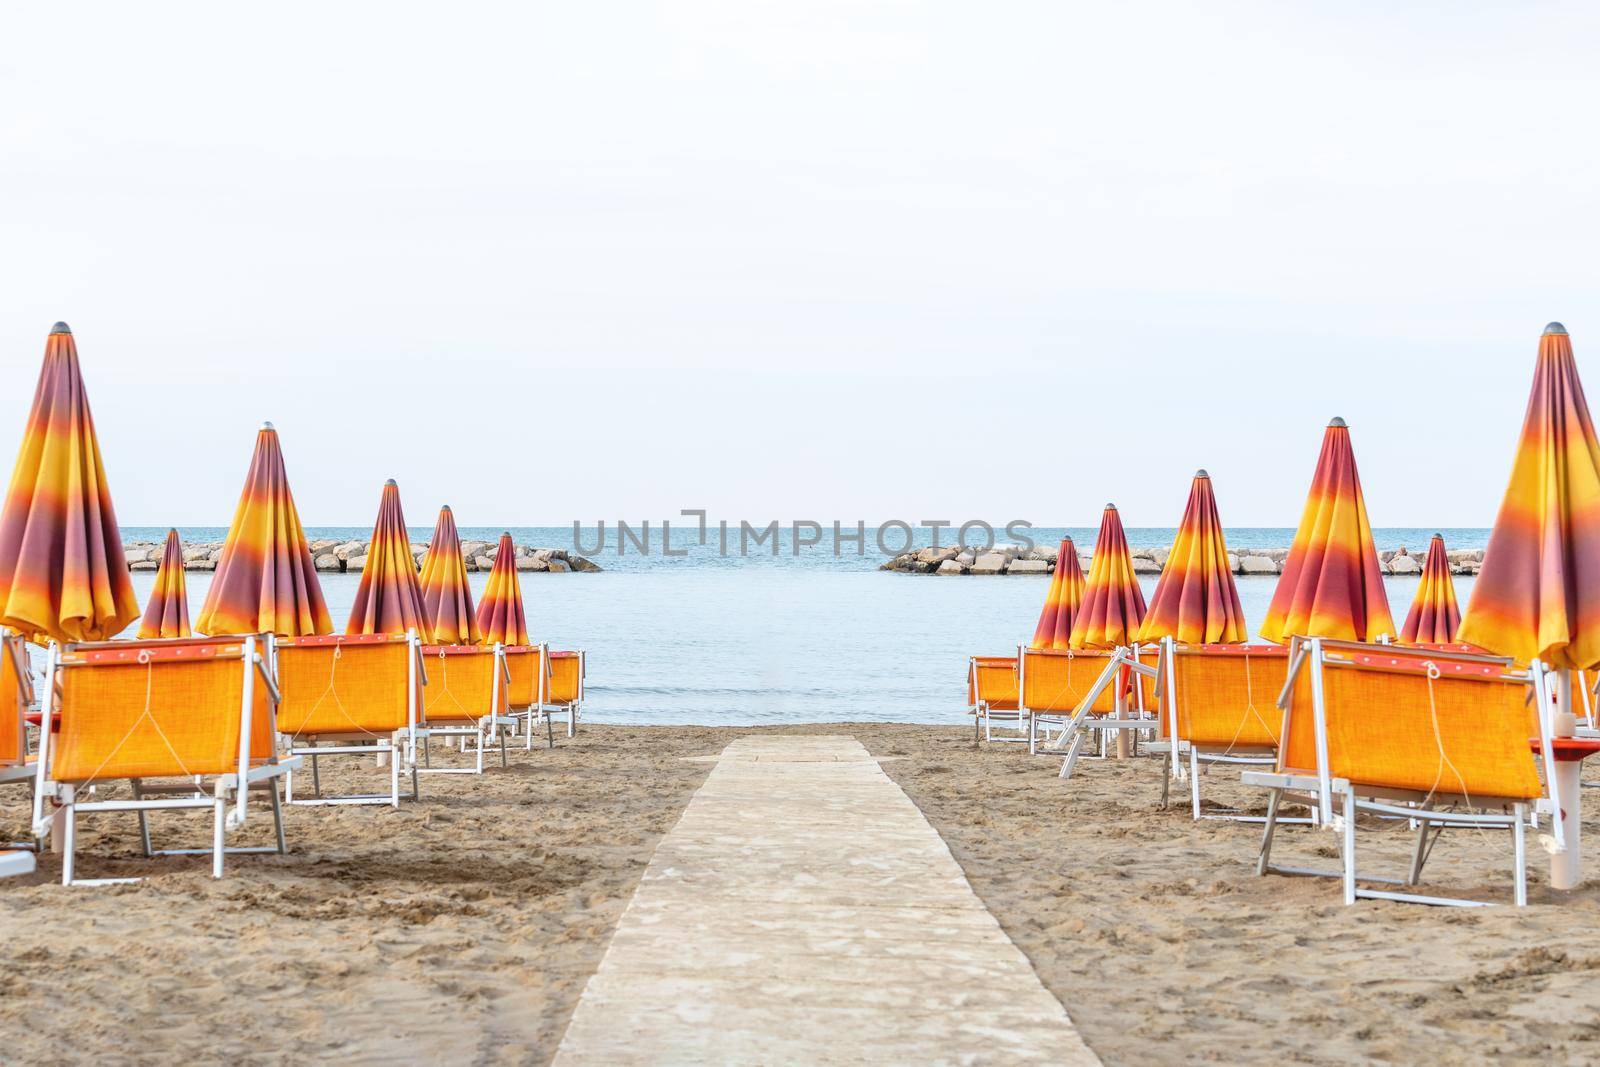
[1552,667,1583,891]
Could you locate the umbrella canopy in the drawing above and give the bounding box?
[137,529,192,639]
[1030,538,1085,650]
[1399,534,1462,645]
[475,532,530,646]
[418,505,480,645]
[0,323,139,643]
[347,480,428,637]
[1069,505,1148,650]
[198,423,332,637]
[1458,324,1600,669]
[1138,470,1248,644]
[1259,418,1394,644]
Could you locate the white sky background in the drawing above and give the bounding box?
[2,2,1598,528]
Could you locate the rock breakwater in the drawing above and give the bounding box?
[881,544,1484,577]
[123,539,603,574]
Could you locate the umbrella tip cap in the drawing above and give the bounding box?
[1545,321,1568,335]
[385,478,398,487]
[50,321,71,334]
[1194,468,1209,478]
[260,420,275,431]
[1328,416,1347,428]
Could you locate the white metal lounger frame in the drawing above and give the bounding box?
[277,630,426,808]
[1137,637,1308,824]
[1243,637,1561,908]
[1043,644,1155,773]
[968,655,1025,744]
[416,643,513,774]
[29,634,300,886]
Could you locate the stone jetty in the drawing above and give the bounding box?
[122,539,602,574]
[881,543,1485,577]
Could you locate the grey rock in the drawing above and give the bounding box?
[1226,552,1240,572]
[515,557,547,571]
[970,552,1009,575]
[1132,557,1162,574]
[1240,555,1278,575]
[1006,559,1050,575]
[314,553,341,572]
[130,560,159,571]
[547,559,571,573]
[346,554,368,572]
[568,556,602,573]
[936,560,967,575]
[955,551,976,567]
[1388,555,1421,575]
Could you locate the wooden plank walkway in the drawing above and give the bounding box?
[554,735,1099,1065]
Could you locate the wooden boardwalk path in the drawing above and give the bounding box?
[554,735,1098,1065]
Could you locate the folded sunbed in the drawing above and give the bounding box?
[1025,646,1156,762]
[0,627,35,792]
[504,645,587,749]
[1243,638,1555,907]
[276,631,425,807]
[29,634,298,885]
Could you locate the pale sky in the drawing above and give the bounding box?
[3,2,1598,529]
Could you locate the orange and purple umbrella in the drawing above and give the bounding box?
[0,323,139,644]
[347,480,428,638]
[1030,538,1085,650]
[1399,534,1462,645]
[1458,324,1600,669]
[197,423,332,637]
[1069,505,1147,650]
[476,533,530,646]
[1137,470,1247,645]
[137,529,192,640]
[1259,418,1394,644]
[418,505,480,645]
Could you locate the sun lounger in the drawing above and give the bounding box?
[417,644,513,773]
[505,645,586,749]
[968,656,1022,743]
[1244,638,1553,906]
[29,635,297,885]
[1023,646,1156,764]
[0,627,35,791]
[275,631,425,807]
[1137,639,1293,821]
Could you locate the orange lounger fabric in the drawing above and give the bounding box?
[1163,646,1287,748]
[51,643,270,783]
[1280,652,1541,801]
[504,646,538,708]
[969,656,1019,711]
[547,653,582,704]
[421,646,499,724]
[1023,649,1152,715]
[0,639,24,763]
[277,636,414,736]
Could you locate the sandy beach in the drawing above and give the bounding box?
[4,725,1600,1064]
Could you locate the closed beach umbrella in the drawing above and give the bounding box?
[1399,534,1462,645]
[1458,324,1600,669]
[197,422,332,637]
[1069,505,1147,650]
[0,323,138,644]
[1137,470,1247,645]
[418,505,479,645]
[347,480,428,637]
[1258,418,1394,644]
[137,529,192,639]
[476,532,530,646]
[1029,538,1084,650]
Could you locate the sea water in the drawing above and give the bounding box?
[121,527,1487,726]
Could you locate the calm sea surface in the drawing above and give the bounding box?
[121,526,1489,726]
